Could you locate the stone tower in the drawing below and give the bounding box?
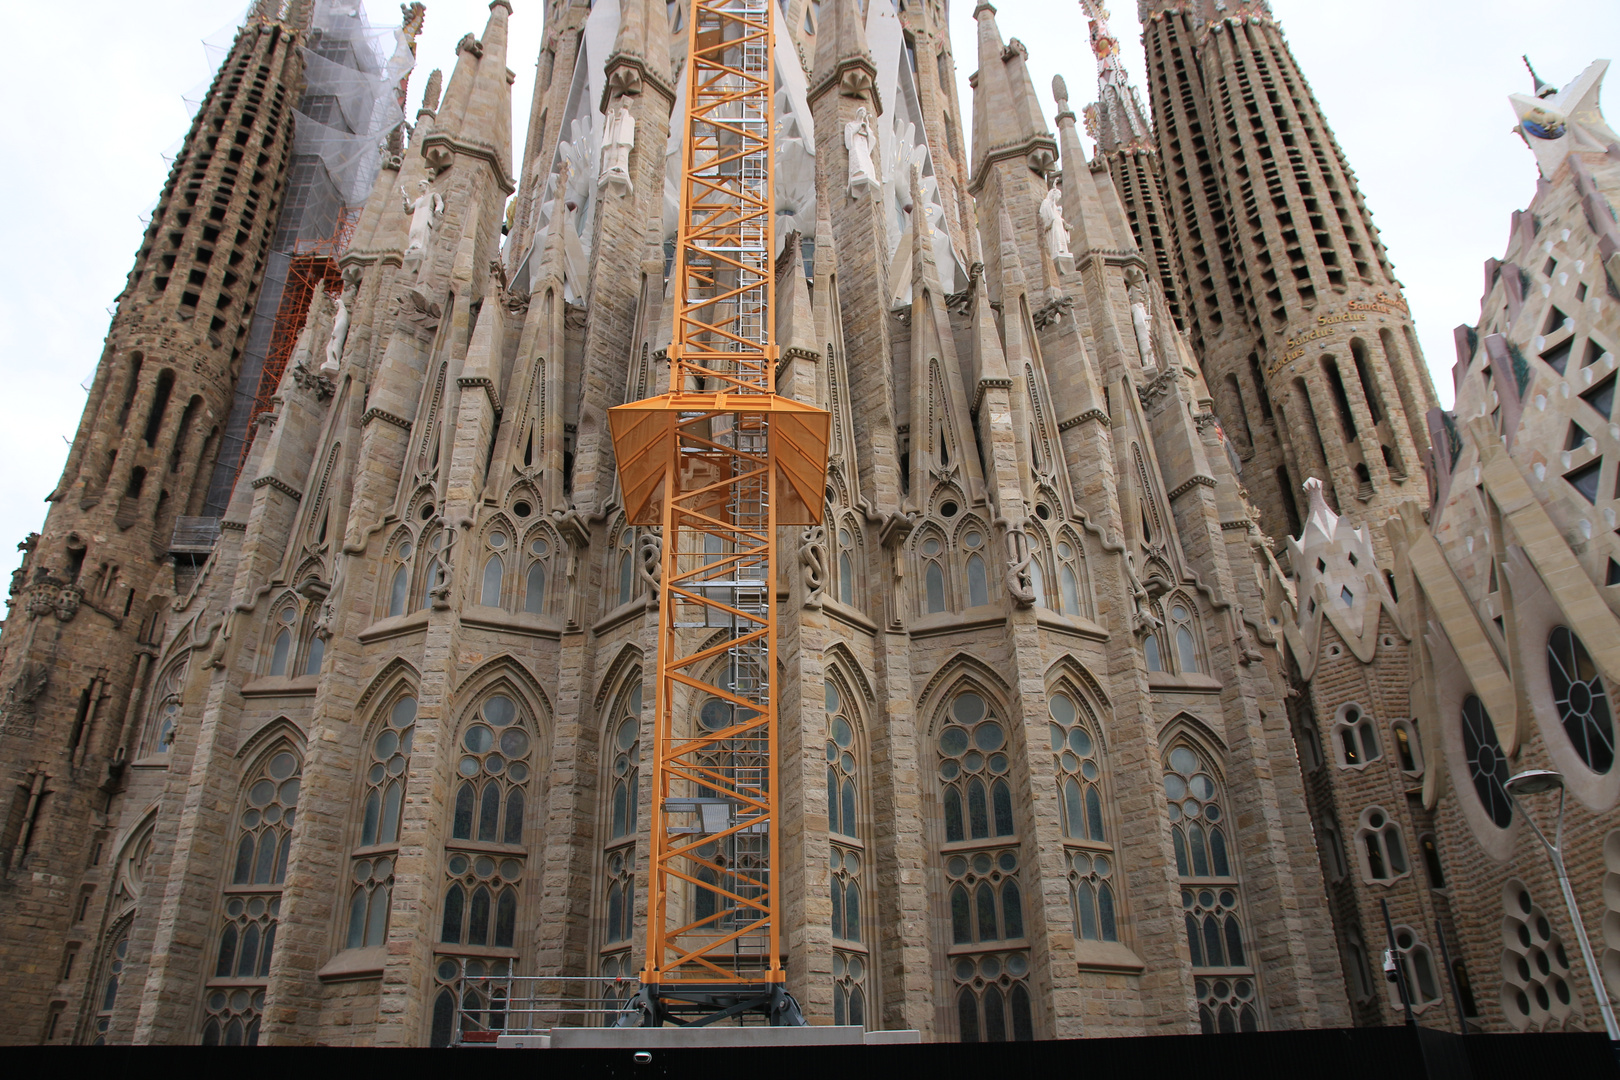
[0,0,1350,1044]
[0,1,327,1044]
[1137,0,1438,546]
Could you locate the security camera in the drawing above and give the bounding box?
[1382,949,1401,984]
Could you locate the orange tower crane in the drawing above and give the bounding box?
[608,0,828,1027]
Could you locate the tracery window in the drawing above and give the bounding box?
[1460,695,1513,828]
[937,689,1033,1042]
[600,680,642,987]
[835,521,859,607]
[961,525,989,607]
[1168,598,1202,674]
[1388,926,1441,1009]
[1164,743,1263,1033]
[523,532,552,615]
[919,533,948,614]
[480,527,509,607]
[384,534,413,617]
[1334,704,1381,767]
[616,528,635,607]
[1355,806,1408,883]
[420,528,446,610]
[825,677,867,1026]
[266,602,296,677]
[1144,631,1164,672]
[203,745,302,1045]
[1027,539,1048,610]
[141,659,187,757]
[1054,534,1086,617]
[438,693,533,959]
[1547,626,1616,773]
[344,694,417,950]
[90,921,130,1044]
[1048,690,1119,942]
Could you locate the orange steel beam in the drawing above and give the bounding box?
[608,0,827,1009]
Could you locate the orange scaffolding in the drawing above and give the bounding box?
[609,0,827,1027]
[239,207,361,468]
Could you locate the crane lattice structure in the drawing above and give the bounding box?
[608,0,828,1028]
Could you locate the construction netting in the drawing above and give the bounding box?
[202,0,415,517]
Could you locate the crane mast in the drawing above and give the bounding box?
[608,0,829,1027]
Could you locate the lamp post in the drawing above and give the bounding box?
[1504,769,1620,1040]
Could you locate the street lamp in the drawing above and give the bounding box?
[1504,769,1620,1040]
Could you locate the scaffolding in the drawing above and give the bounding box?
[236,208,361,472]
[608,0,828,1028]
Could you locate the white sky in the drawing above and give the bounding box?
[0,0,1613,553]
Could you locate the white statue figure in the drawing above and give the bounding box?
[599,106,636,196]
[844,107,880,198]
[1126,268,1158,370]
[321,289,351,375]
[1039,185,1073,268]
[401,179,444,262]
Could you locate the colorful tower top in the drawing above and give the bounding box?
[1079,1,1154,155]
[1510,58,1617,178]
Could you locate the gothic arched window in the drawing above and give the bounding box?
[1389,926,1442,1009]
[1164,742,1263,1033]
[1333,704,1381,767]
[480,527,509,607]
[616,528,636,607]
[1049,690,1118,942]
[419,528,446,611]
[937,688,1034,1042]
[203,744,302,1045]
[1391,719,1423,775]
[826,677,868,1026]
[961,524,990,607]
[523,531,553,615]
[919,533,948,614]
[384,533,413,618]
[1168,596,1203,674]
[141,659,187,757]
[89,921,130,1045]
[1355,806,1408,883]
[1055,533,1087,617]
[266,601,297,677]
[440,692,533,954]
[1461,695,1513,828]
[1547,626,1617,773]
[345,694,417,951]
[836,521,859,607]
[599,679,642,997]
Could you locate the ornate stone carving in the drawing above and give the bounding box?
[1039,184,1073,269]
[799,524,827,608]
[845,107,880,199]
[638,531,662,609]
[401,180,444,269]
[599,106,636,196]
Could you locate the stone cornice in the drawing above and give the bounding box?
[362,407,413,432]
[599,51,677,112]
[457,376,503,417]
[968,133,1059,195]
[972,377,1014,415]
[1166,475,1217,500]
[775,347,821,381]
[807,54,883,114]
[219,519,248,532]
[419,132,516,195]
[251,474,303,500]
[1058,409,1109,431]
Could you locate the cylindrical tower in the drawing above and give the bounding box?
[1140,0,1437,543]
[0,5,314,1044]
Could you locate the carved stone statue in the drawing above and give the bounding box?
[599,106,636,196]
[1125,267,1158,370]
[1000,520,1037,608]
[1039,185,1073,268]
[321,288,352,375]
[402,179,444,264]
[799,524,827,608]
[844,107,880,199]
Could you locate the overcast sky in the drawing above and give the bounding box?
[0,1,1613,553]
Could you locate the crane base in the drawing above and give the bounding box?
[618,983,806,1028]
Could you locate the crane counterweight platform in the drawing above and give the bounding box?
[607,0,829,1028]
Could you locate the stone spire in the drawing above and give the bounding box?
[809,0,880,112]
[422,1,515,193]
[969,3,1056,187]
[1079,1,1154,155]
[1051,73,1121,254]
[603,0,675,110]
